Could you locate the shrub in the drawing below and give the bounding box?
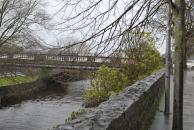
[39,68,50,78]
[83,65,128,107]
[24,68,50,79]
[83,33,163,107]
[124,34,163,82]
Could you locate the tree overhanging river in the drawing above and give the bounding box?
[0,80,90,130]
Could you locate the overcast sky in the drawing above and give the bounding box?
[33,0,166,54]
[31,0,64,46]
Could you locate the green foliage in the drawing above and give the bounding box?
[83,65,129,107]
[0,76,35,87]
[24,68,50,79]
[38,68,50,78]
[83,32,163,107]
[65,109,86,123]
[124,33,163,82]
[24,68,39,79]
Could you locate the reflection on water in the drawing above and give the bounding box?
[0,80,90,130]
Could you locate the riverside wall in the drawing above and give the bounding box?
[54,70,165,130]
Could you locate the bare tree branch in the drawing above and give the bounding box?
[54,0,166,55]
[0,0,50,48]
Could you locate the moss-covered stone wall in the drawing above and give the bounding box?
[0,77,64,106]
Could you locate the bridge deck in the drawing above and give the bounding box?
[150,70,194,130]
[0,53,129,69]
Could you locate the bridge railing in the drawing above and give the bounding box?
[0,53,129,68]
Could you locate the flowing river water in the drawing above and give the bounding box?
[0,80,90,130]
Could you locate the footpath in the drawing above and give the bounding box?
[150,70,194,130]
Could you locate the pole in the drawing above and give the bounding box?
[164,3,171,115]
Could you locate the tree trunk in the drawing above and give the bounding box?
[165,3,171,115]
[172,0,185,130]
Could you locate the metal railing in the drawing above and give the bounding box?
[0,53,128,69]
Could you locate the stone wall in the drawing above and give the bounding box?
[0,77,64,106]
[54,70,164,130]
[0,69,92,107]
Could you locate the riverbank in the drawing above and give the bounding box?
[0,80,90,130]
[0,77,65,106]
[0,69,92,107]
[0,76,36,87]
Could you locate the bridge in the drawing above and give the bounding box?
[0,53,128,70]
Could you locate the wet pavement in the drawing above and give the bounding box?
[183,70,194,130]
[150,70,194,130]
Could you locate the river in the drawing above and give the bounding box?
[0,80,90,130]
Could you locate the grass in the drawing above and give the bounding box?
[65,109,86,123]
[0,76,36,87]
